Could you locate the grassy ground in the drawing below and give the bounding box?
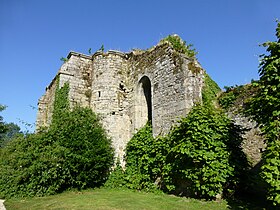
[4,188,229,210]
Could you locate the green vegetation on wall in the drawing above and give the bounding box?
[202,73,221,106]
[218,84,257,111]
[162,35,198,58]
[105,123,168,193]
[164,105,248,199]
[52,80,70,125]
[106,105,248,200]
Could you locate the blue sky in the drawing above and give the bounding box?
[0,0,279,132]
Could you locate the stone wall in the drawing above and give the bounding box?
[36,40,204,162]
[227,111,265,167]
[129,43,204,136]
[36,76,58,128]
[90,51,131,161]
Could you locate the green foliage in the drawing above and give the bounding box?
[202,73,221,106]
[60,57,68,63]
[218,85,253,110]
[104,160,127,189]
[164,105,247,199]
[0,122,22,148]
[105,123,169,193]
[50,106,114,190]
[52,81,70,125]
[247,22,280,206]
[124,123,165,192]
[261,139,280,206]
[110,105,247,200]
[99,44,104,52]
[0,105,7,133]
[162,35,197,58]
[0,104,8,146]
[0,132,66,198]
[0,84,114,198]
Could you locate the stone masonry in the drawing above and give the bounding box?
[37,39,205,162]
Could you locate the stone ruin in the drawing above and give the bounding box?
[36,38,205,162]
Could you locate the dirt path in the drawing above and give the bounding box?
[0,200,6,210]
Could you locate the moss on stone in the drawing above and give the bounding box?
[188,61,203,74]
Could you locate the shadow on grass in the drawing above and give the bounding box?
[225,190,280,210]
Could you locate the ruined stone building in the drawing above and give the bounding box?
[36,38,205,161]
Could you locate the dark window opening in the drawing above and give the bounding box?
[139,76,152,123]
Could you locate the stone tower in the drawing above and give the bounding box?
[37,38,205,161]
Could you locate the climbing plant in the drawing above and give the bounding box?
[51,80,70,126]
[247,21,280,206]
[164,105,247,199]
[202,73,221,106]
[124,123,168,192]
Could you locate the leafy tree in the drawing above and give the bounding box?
[0,105,8,147]
[50,106,114,190]
[0,122,22,148]
[0,105,7,135]
[247,21,280,206]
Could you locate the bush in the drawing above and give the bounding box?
[164,105,247,199]
[124,123,166,192]
[105,104,248,200]
[0,83,114,198]
[50,107,114,190]
[104,123,169,193]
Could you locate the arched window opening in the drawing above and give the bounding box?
[135,76,152,129]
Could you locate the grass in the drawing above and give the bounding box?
[4,188,229,210]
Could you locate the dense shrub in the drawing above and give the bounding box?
[0,83,113,198]
[105,105,247,200]
[124,123,169,192]
[105,123,169,193]
[164,105,247,200]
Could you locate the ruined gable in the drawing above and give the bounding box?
[36,38,205,161]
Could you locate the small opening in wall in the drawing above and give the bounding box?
[112,112,115,115]
[98,91,101,97]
